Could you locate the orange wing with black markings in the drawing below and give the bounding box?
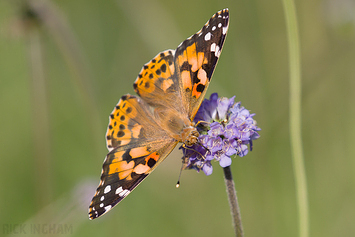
[133,50,179,108]
[89,140,177,219]
[105,94,163,150]
[175,8,229,120]
[89,95,177,219]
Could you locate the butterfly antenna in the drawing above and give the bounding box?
[176,155,189,188]
[176,143,211,187]
[176,168,182,188]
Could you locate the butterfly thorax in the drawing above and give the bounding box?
[153,106,199,146]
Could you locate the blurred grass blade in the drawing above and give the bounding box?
[27,21,53,208]
[281,0,309,237]
[24,0,103,156]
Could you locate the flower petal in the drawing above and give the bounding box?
[216,97,232,120]
[202,162,213,175]
[219,154,232,167]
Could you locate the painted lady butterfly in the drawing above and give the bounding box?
[89,8,229,219]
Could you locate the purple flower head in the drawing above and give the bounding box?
[194,93,218,122]
[181,93,261,175]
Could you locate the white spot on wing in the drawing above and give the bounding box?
[104,185,111,194]
[215,45,221,57]
[212,26,216,31]
[119,189,131,197]
[115,186,123,194]
[104,205,112,211]
[100,196,104,201]
[204,32,212,41]
[211,43,216,52]
[100,203,104,208]
[223,26,228,35]
[218,23,222,28]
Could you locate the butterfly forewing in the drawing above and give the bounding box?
[89,138,177,219]
[174,9,229,120]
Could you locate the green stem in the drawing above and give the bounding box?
[223,166,243,237]
[281,1,309,237]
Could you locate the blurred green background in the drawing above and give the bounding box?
[1,0,354,236]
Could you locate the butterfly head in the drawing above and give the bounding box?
[181,126,200,147]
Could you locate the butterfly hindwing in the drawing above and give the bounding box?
[175,9,229,119]
[133,50,180,108]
